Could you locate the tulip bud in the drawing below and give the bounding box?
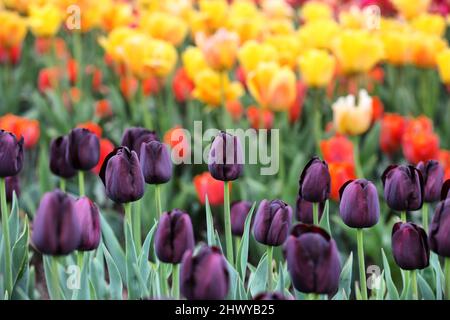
[253,199,293,246]
[0,130,24,177]
[230,200,253,236]
[140,141,173,184]
[299,157,331,203]
[121,127,158,158]
[5,175,20,202]
[31,190,81,255]
[74,196,101,251]
[382,165,424,211]
[339,179,380,228]
[49,136,77,178]
[392,222,429,270]
[253,292,291,300]
[442,180,450,200]
[208,131,243,181]
[295,195,324,224]
[180,246,229,300]
[429,199,450,257]
[284,224,341,294]
[155,209,195,264]
[99,147,145,203]
[417,160,444,203]
[66,128,100,171]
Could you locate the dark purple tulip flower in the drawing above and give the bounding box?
[66,128,100,171]
[299,157,331,203]
[49,136,77,178]
[441,180,450,201]
[5,175,20,202]
[121,127,158,158]
[230,200,253,236]
[253,199,293,246]
[284,224,341,294]
[140,141,173,184]
[392,222,429,270]
[74,196,101,251]
[0,130,24,177]
[208,131,243,181]
[295,195,324,224]
[155,209,195,264]
[180,246,229,300]
[339,179,380,228]
[417,160,444,203]
[31,190,81,255]
[382,165,424,211]
[99,147,145,203]
[429,199,450,257]
[253,292,292,300]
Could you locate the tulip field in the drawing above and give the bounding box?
[1,0,450,304]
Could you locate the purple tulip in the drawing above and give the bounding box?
[253,199,293,246]
[99,147,145,203]
[74,196,101,251]
[253,292,292,300]
[49,136,77,178]
[392,222,429,270]
[417,160,444,203]
[155,209,195,264]
[429,199,450,257]
[66,128,100,171]
[121,127,158,158]
[299,157,331,203]
[140,141,173,184]
[5,175,20,202]
[180,246,229,300]
[230,200,253,236]
[208,131,243,181]
[0,130,24,177]
[441,179,450,201]
[31,190,81,255]
[382,165,424,211]
[284,224,341,294]
[295,195,324,224]
[339,179,380,228]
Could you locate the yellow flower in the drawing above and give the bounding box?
[141,39,178,78]
[99,1,133,32]
[437,49,450,84]
[265,34,301,69]
[189,0,228,35]
[261,0,294,20]
[411,13,446,37]
[247,62,297,111]
[99,27,136,63]
[332,90,373,136]
[0,10,27,48]
[298,49,336,88]
[265,18,295,36]
[226,1,264,43]
[339,6,366,29]
[410,32,448,68]
[300,1,333,23]
[192,69,243,107]
[28,4,62,37]
[392,0,431,20]
[298,19,340,50]
[333,30,384,74]
[196,28,239,71]
[380,30,414,65]
[140,11,188,46]
[182,46,209,80]
[238,40,278,73]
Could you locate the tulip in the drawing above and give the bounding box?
[31,190,81,255]
[99,147,145,204]
[5,175,20,203]
[208,132,243,182]
[238,41,278,74]
[295,195,324,224]
[28,4,62,38]
[417,160,444,203]
[121,127,158,158]
[402,116,440,165]
[92,138,115,175]
[392,0,431,19]
[180,246,229,300]
[284,224,341,295]
[298,49,336,88]
[140,141,173,185]
[0,114,40,149]
[382,165,424,215]
[196,28,239,71]
[299,157,331,205]
[66,128,100,171]
[49,136,77,179]
[380,113,406,156]
[320,135,354,164]
[139,11,187,46]
[230,200,253,236]
[193,172,225,206]
[0,130,24,177]
[329,162,357,201]
[442,180,450,200]
[74,197,101,251]
[253,292,291,300]
[437,49,450,85]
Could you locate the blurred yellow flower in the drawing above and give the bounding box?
[140,11,188,46]
[196,28,239,71]
[411,13,446,37]
[247,62,296,111]
[99,27,135,63]
[192,69,243,107]
[265,34,301,69]
[300,1,333,23]
[189,0,228,35]
[261,0,294,20]
[0,10,27,48]
[298,19,340,50]
[339,7,366,29]
[298,49,336,88]
[333,30,384,74]
[391,0,430,20]
[238,40,278,74]
[99,1,133,32]
[410,32,448,68]
[332,90,373,136]
[141,39,178,78]
[265,18,295,36]
[28,4,62,37]
[380,30,414,65]
[227,1,264,43]
[182,46,209,80]
[437,49,450,84]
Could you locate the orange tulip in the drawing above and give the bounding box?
[95,99,113,119]
[77,122,102,138]
[246,106,274,130]
[0,114,40,148]
[172,68,195,103]
[380,113,406,155]
[329,162,357,201]
[226,100,244,121]
[320,135,354,164]
[92,138,115,175]
[402,116,440,164]
[193,172,227,206]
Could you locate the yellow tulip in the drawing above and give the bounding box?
[265,18,295,36]
[380,30,414,65]
[0,10,27,48]
[99,1,133,32]
[182,46,209,80]
[265,34,301,69]
[192,69,243,107]
[332,90,373,136]
[189,0,228,35]
[437,49,450,84]
[99,27,136,63]
[298,19,340,50]
[410,32,448,68]
[140,11,188,46]
[391,0,431,20]
[227,1,264,43]
[261,0,294,20]
[298,49,336,88]
[141,39,178,78]
[247,62,297,111]
[300,1,333,23]
[411,13,446,37]
[333,30,384,74]
[196,28,239,71]
[28,4,62,37]
[238,40,278,73]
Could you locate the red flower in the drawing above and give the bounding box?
[0,114,40,148]
[402,116,440,164]
[172,68,194,103]
[226,100,244,121]
[247,106,274,129]
[67,58,78,85]
[38,67,60,93]
[380,113,406,155]
[164,126,190,162]
[77,122,102,138]
[329,162,357,201]
[371,96,384,124]
[193,172,227,206]
[95,99,113,118]
[142,77,161,96]
[320,135,354,164]
[120,76,138,100]
[289,80,307,124]
[0,44,21,65]
[235,66,247,89]
[92,138,115,174]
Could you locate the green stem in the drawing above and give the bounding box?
[0,178,12,297]
[172,264,180,299]
[351,136,364,178]
[59,178,66,192]
[224,182,234,266]
[401,211,407,222]
[133,200,142,253]
[313,202,319,225]
[445,258,450,300]
[124,203,132,228]
[312,89,322,155]
[51,257,61,300]
[411,270,418,300]
[267,246,273,292]
[78,171,85,197]
[422,204,429,232]
[357,228,368,300]
[155,185,162,218]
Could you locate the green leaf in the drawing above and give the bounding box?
[319,201,331,236]
[103,244,123,300]
[138,222,157,286]
[205,196,216,246]
[100,214,126,280]
[73,254,90,300]
[43,256,65,300]
[11,219,29,285]
[381,249,399,300]
[236,202,256,278]
[124,220,140,299]
[417,273,435,300]
[375,271,386,300]
[8,193,20,243]
[333,252,352,300]
[248,252,268,297]
[430,253,444,300]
